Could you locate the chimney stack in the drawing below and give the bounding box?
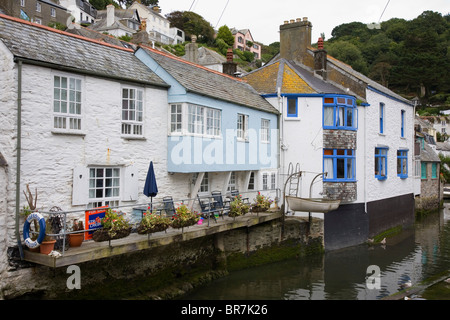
[279,17,312,64]
[314,37,327,80]
[184,35,199,63]
[106,4,114,27]
[222,48,237,76]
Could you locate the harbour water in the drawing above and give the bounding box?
[182,202,450,300]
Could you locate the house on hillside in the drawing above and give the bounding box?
[243,17,416,250]
[129,2,185,45]
[230,28,261,59]
[134,45,279,207]
[0,0,70,26]
[90,4,141,38]
[59,0,97,24]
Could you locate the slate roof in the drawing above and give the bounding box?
[244,58,347,96]
[140,46,279,114]
[0,14,167,88]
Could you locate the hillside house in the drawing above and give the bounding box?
[243,18,416,250]
[0,0,70,26]
[90,4,141,38]
[58,0,97,24]
[230,28,261,59]
[129,2,185,45]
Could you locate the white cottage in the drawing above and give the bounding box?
[244,18,416,250]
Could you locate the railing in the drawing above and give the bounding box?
[22,189,280,256]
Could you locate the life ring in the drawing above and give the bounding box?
[23,212,46,249]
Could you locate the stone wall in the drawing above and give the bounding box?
[0,216,323,299]
[323,129,357,150]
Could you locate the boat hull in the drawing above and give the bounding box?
[286,196,340,213]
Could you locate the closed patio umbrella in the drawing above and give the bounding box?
[143,161,158,212]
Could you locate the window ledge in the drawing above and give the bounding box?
[284,117,300,121]
[51,130,86,137]
[121,135,146,141]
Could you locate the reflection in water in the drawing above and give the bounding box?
[184,203,450,300]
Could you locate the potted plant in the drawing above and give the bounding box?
[228,194,249,219]
[137,210,171,235]
[171,204,200,232]
[39,218,56,254]
[92,208,131,242]
[251,192,273,212]
[68,219,84,247]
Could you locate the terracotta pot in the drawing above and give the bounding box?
[69,233,84,247]
[39,239,56,254]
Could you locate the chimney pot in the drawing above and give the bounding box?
[226,48,233,62]
[303,17,308,21]
[318,37,324,50]
[290,19,295,23]
[284,20,289,24]
[296,18,301,22]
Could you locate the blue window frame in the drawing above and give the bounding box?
[432,163,437,179]
[379,103,384,134]
[287,98,298,117]
[397,150,408,178]
[323,95,357,130]
[421,163,427,179]
[401,110,405,138]
[375,147,388,180]
[323,149,356,181]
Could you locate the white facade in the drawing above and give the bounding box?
[59,0,97,23]
[130,2,184,45]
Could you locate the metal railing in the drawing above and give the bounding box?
[22,188,280,256]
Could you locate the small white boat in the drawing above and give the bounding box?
[286,196,340,213]
[444,186,450,199]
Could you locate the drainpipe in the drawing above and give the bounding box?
[15,59,24,259]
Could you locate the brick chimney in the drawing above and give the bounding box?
[222,48,237,76]
[279,17,312,64]
[314,37,327,80]
[106,4,115,27]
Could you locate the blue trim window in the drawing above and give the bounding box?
[432,163,437,179]
[401,110,405,138]
[379,103,385,134]
[323,96,357,130]
[287,98,298,117]
[397,150,408,178]
[421,163,427,179]
[375,147,388,180]
[323,149,356,181]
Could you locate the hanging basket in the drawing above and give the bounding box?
[92,227,131,242]
[137,222,170,234]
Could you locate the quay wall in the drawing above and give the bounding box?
[0,216,323,299]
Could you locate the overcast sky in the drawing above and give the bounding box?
[159,0,450,45]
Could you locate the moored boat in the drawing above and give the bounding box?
[285,195,340,213]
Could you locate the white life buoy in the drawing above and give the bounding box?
[23,212,46,249]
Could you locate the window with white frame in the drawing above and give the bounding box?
[21,0,25,7]
[122,87,143,136]
[227,172,236,191]
[206,108,221,136]
[170,104,182,133]
[192,172,209,193]
[88,167,120,208]
[261,119,270,142]
[262,172,276,190]
[53,75,82,131]
[34,18,42,24]
[51,7,56,17]
[237,113,249,140]
[36,2,41,12]
[188,104,204,134]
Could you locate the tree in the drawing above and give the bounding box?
[216,25,235,47]
[115,0,158,8]
[166,11,215,44]
[89,0,119,10]
[326,40,368,74]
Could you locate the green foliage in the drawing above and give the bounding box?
[48,21,66,31]
[216,25,235,47]
[101,208,131,238]
[439,153,450,183]
[228,195,249,218]
[166,10,215,44]
[215,38,229,56]
[118,34,132,42]
[171,204,199,228]
[251,192,273,212]
[137,211,171,234]
[326,11,450,104]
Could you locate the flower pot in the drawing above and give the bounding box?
[39,239,56,254]
[69,233,84,247]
